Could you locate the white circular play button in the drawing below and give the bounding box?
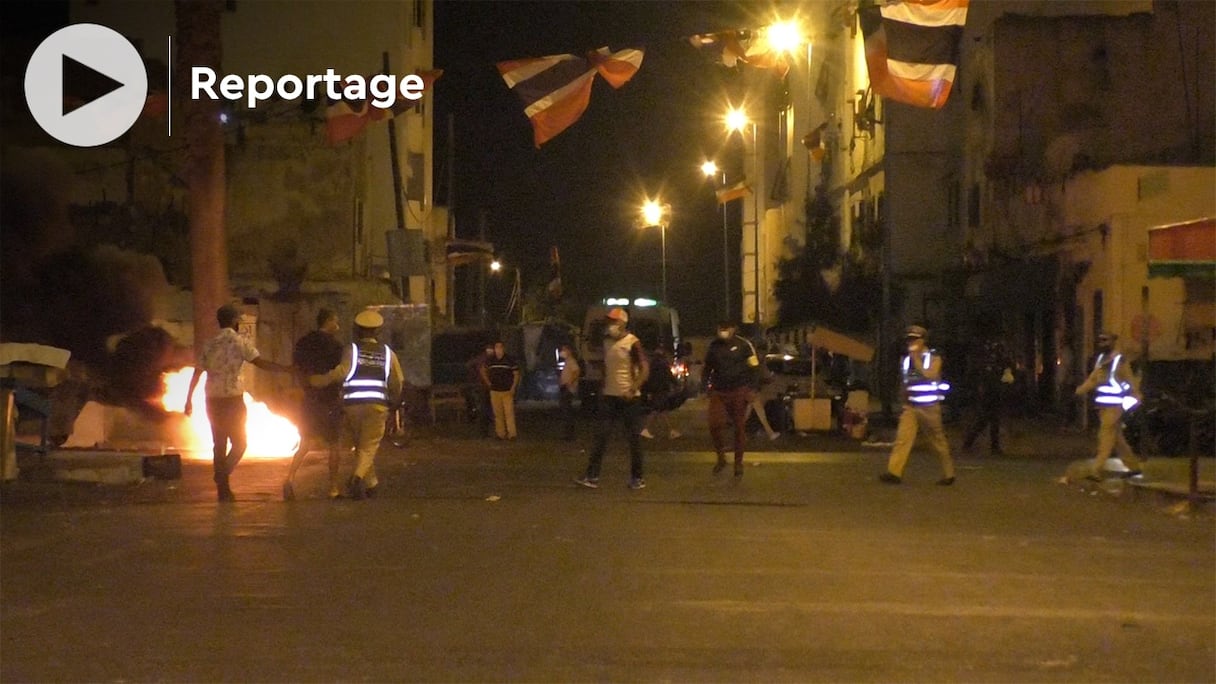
[24,23,149,147]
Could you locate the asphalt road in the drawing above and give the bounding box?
[3,401,1213,682]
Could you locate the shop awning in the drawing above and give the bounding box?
[805,325,875,363]
[1148,218,1216,278]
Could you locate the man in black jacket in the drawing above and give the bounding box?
[704,321,761,478]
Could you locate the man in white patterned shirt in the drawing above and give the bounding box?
[185,304,291,501]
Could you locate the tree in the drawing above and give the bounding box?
[773,186,881,334]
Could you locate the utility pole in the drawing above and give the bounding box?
[175,0,227,359]
[383,51,409,302]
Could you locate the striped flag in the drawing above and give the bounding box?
[688,29,791,76]
[716,180,751,204]
[497,47,644,148]
[860,0,968,109]
[326,69,443,145]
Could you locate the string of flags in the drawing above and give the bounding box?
[318,1,968,147]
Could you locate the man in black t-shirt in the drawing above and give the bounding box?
[283,308,345,500]
[480,341,520,439]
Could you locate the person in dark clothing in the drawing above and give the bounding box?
[962,338,1014,456]
[466,343,495,437]
[558,343,581,441]
[704,321,761,478]
[481,341,520,439]
[640,347,681,439]
[283,308,345,500]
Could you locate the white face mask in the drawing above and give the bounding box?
[607,324,623,338]
[717,330,732,340]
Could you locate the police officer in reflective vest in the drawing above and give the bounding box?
[880,325,956,485]
[1074,332,1143,480]
[310,309,404,499]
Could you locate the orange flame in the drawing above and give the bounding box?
[160,367,301,459]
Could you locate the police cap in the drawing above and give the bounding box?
[606,307,629,323]
[904,325,927,339]
[354,310,384,329]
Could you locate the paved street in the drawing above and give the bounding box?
[3,400,1213,682]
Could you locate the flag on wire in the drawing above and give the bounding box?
[688,28,791,76]
[326,69,443,145]
[802,121,828,161]
[546,246,562,300]
[716,180,751,204]
[859,0,968,109]
[497,47,644,148]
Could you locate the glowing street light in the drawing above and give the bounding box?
[725,104,761,323]
[725,106,750,134]
[638,198,671,302]
[489,259,502,272]
[765,19,805,54]
[700,160,730,319]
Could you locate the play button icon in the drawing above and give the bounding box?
[24,23,149,147]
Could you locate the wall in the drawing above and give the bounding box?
[1062,166,1215,362]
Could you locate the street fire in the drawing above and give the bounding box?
[160,367,300,459]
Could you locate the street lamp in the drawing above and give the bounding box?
[765,19,805,54]
[725,105,761,324]
[701,160,730,320]
[489,259,521,323]
[639,199,671,303]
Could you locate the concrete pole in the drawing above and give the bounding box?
[175,0,228,359]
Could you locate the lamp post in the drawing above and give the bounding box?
[640,199,671,303]
[726,106,760,324]
[701,160,730,320]
[490,259,522,324]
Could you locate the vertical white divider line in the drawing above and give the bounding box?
[167,35,172,137]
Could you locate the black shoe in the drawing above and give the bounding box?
[734,463,744,478]
[712,458,726,475]
[1085,473,1102,482]
[936,477,955,486]
[348,476,367,500]
[878,472,902,485]
[217,487,236,502]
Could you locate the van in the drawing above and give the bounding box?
[578,300,682,404]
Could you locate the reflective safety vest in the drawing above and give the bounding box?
[1092,352,1134,408]
[902,351,950,405]
[342,341,392,406]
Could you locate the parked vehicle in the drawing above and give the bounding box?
[577,299,684,405]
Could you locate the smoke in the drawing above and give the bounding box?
[1,148,176,408]
[0,148,75,340]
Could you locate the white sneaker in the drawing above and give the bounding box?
[639,428,655,439]
[668,430,682,439]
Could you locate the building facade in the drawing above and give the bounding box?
[67,0,441,314]
[962,1,1215,412]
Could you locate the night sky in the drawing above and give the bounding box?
[433,1,766,334]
